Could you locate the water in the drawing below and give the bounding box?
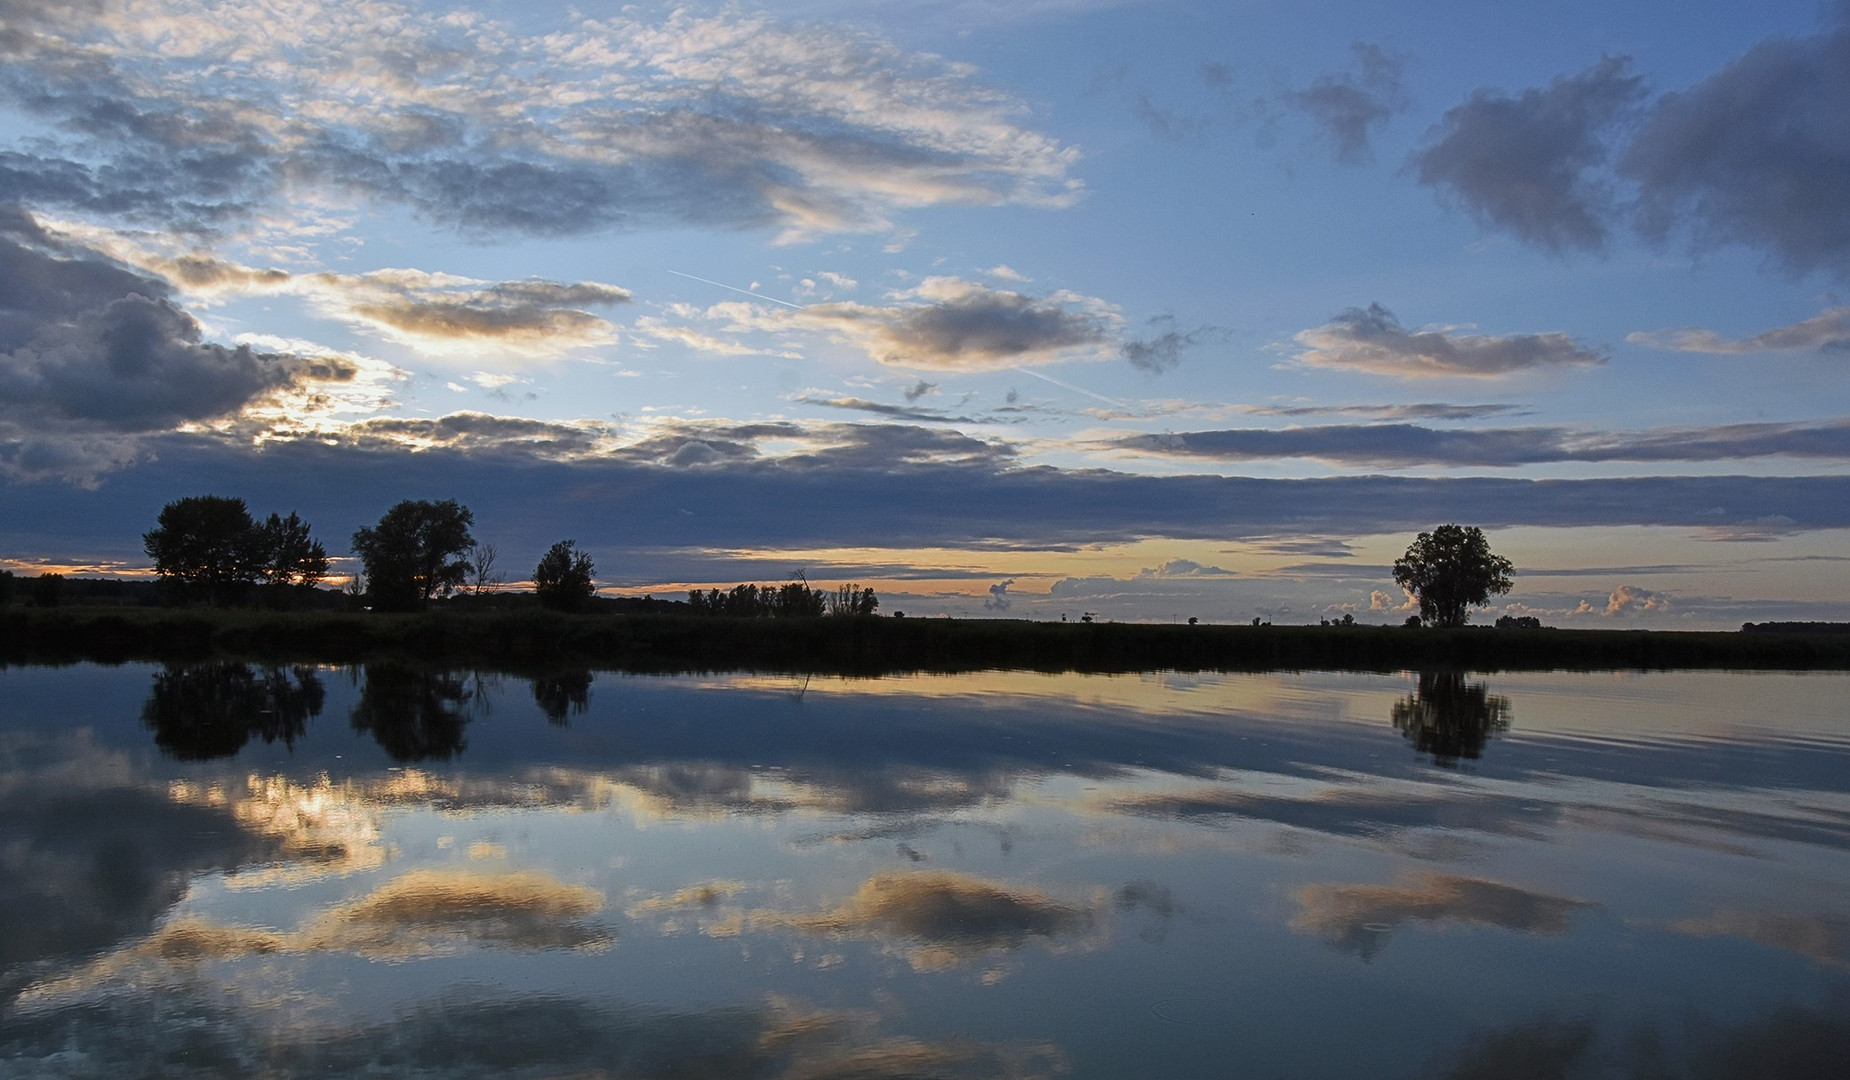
[2,664,1847,1078]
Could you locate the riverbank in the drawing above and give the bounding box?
[4,606,1848,673]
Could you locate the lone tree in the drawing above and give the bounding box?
[1392,524,1514,628]
[351,499,475,612]
[533,540,596,611]
[255,512,330,590]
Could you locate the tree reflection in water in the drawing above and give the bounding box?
[530,669,593,726]
[1390,671,1512,766]
[349,665,476,762]
[141,662,326,760]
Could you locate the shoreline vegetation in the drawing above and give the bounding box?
[4,605,1848,674]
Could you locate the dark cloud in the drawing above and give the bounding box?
[1287,42,1409,164]
[793,395,991,424]
[903,379,939,402]
[1416,9,1850,273]
[1622,13,1850,275]
[0,212,350,479]
[1120,315,1219,374]
[796,278,1116,371]
[1412,57,1645,251]
[1111,417,1850,467]
[10,432,1850,562]
[1294,303,1604,377]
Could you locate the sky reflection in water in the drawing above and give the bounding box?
[2,665,1847,1078]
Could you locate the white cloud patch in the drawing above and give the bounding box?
[0,1,1082,245]
[1293,303,1604,378]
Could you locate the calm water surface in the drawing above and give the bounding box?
[2,664,1847,1078]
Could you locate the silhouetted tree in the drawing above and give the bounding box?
[533,540,596,611]
[1392,524,1514,628]
[144,495,262,603]
[826,584,880,617]
[350,499,475,611]
[349,665,474,761]
[1390,670,1512,766]
[142,662,325,760]
[467,542,503,594]
[0,569,14,606]
[255,512,329,589]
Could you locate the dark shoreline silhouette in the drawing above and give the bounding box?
[4,607,1848,673]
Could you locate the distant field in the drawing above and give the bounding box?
[4,606,1848,673]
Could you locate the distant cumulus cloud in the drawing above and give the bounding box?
[1601,584,1669,616]
[1412,56,1645,252]
[1293,303,1604,378]
[0,2,1081,245]
[1628,307,1850,354]
[792,277,1119,371]
[1286,42,1410,164]
[985,579,1015,610]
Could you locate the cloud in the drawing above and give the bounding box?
[86,240,630,359]
[791,277,1119,371]
[1411,57,1646,251]
[1048,560,1239,599]
[1110,417,1850,468]
[1629,307,1850,354]
[1672,909,1850,968]
[1245,402,1524,420]
[986,264,1031,282]
[0,211,355,480]
[0,2,1081,244]
[1291,872,1593,958]
[1622,11,1850,275]
[765,871,1090,969]
[1602,584,1669,616]
[1416,9,1850,274]
[1286,42,1409,164]
[1292,303,1604,378]
[792,395,990,424]
[903,380,938,402]
[985,578,1015,610]
[1120,315,1218,374]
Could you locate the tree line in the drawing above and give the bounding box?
[131,494,880,617]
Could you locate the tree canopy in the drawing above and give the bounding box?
[533,540,596,611]
[1392,524,1514,628]
[144,495,328,603]
[351,499,475,612]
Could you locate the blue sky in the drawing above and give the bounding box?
[2,0,1848,626]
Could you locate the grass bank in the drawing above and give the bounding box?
[3,606,1848,673]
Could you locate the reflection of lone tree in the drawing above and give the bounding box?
[1392,524,1514,628]
[350,500,475,612]
[142,662,326,760]
[1391,671,1512,766]
[533,540,596,612]
[349,665,475,761]
[530,669,593,725]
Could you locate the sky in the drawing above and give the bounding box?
[1,0,1848,627]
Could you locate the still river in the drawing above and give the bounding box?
[2,663,1847,1078]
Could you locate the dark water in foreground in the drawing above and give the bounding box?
[2,664,1847,1078]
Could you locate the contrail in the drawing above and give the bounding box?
[1014,366,1130,410]
[667,269,804,309]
